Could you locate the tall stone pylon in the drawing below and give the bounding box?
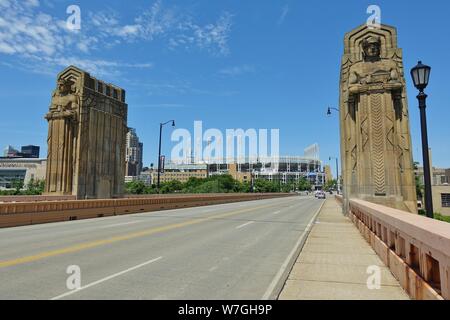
[339,24,417,214]
[45,66,128,199]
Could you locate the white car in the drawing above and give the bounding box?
[317,192,326,199]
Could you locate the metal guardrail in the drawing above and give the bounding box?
[347,198,450,300]
[0,193,293,228]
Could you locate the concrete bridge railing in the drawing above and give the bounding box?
[0,193,293,228]
[346,197,450,300]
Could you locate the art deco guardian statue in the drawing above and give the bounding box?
[45,66,128,199]
[339,24,417,213]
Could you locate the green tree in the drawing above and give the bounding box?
[323,179,337,192]
[125,181,146,195]
[297,177,312,191]
[160,180,183,194]
[24,179,45,195]
[144,184,158,194]
[414,161,424,200]
[11,179,24,195]
[253,179,280,193]
[183,177,204,193]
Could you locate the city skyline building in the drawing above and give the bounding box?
[2,145,40,159]
[125,128,144,177]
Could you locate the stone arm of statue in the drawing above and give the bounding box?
[383,82,403,91]
[384,67,403,91]
[50,90,59,110]
[348,70,367,95]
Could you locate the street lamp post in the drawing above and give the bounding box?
[327,107,341,194]
[327,107,340,116]
[157,120,175,192]
[410,61,433,218]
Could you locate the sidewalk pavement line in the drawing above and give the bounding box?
[261,200,326,300]
[50,256,163,300]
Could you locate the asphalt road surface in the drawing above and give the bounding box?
[0,195,324,300]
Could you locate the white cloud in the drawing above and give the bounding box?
[278,5,289,25]
[0,0,233,78]
[33,56,153,78]
[0,40,15,54]
[219,65,255,76]
[117,25,140,37]
[168,12,232,56]
[24,0,39,8]
[102,1,233,55]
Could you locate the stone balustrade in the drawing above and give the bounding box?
[348,198,450,300]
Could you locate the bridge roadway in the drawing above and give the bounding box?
[0,196,323,300]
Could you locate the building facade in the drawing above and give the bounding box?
[207,156,325,189]
[149,164,208,184]
[416,166,450,187]
[324,165,333,183]
[3,145,40,158]
[125,128,143,177]
[0,158,46,189]
[21,145,40,158]
[432,186,450,217]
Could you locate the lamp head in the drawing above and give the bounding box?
[411,61,431,92]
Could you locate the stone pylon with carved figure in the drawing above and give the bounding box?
[339,24,417,214]
[45,66,128,199]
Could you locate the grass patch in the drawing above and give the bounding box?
[434,213,450,223]
[419,209,450,223]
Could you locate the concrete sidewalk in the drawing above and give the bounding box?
[279,198,409,300]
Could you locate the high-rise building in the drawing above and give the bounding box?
[324,165,333,183]
[2,145,40,158]
[3,145,19,157]
[125,128,143,177]
[21,145,40,158]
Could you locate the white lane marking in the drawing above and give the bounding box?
[50,256,163,300]
[273,211,281,215]
[236,221,255,229]
[262,200,325,300]
[98,221,143,229]
[209,266,218,272]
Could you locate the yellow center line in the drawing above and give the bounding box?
[0,199,296,269]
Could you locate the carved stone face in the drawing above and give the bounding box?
[362,37,381,61]
[365,43,380,57]
[57,79,72,94]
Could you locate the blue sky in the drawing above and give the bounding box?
[0,0,449,177]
